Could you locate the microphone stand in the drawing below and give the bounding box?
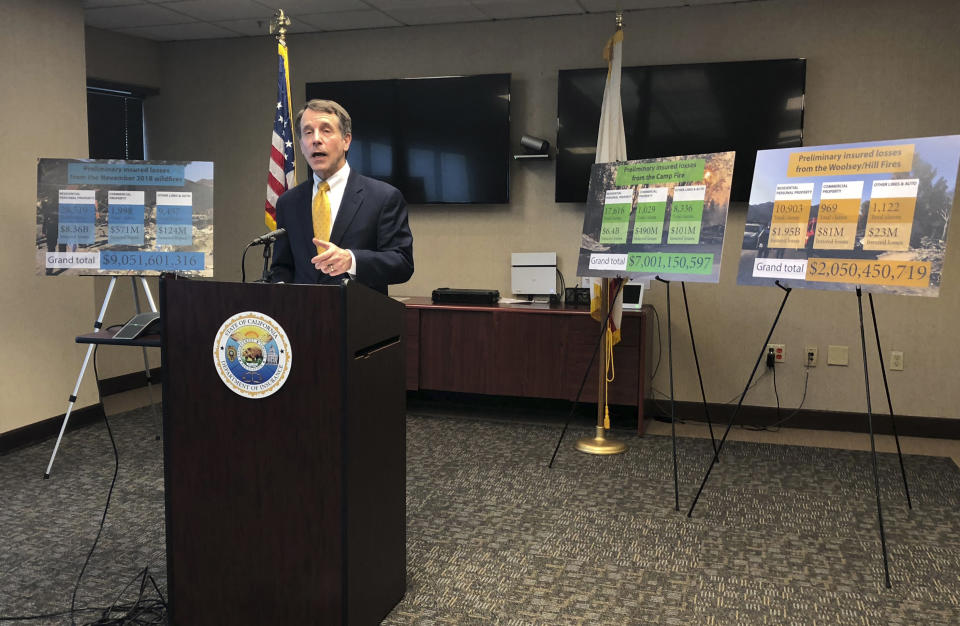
[241,229,285,283]
[257,241,274,283]
[240,241,274,283]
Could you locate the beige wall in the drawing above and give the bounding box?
[6,0,960,435]
[0,0,96,434]
[85,26,161,89]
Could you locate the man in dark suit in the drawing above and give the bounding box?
[270,99,413,294]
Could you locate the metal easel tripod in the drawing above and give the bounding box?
[44,276,160,478]
[654,276,719,511]
[685,281,911,587]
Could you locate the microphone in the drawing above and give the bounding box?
[249,228,286,245]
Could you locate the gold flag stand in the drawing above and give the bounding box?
[576,277,627,455]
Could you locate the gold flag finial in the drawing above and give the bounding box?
[615,10,623,31]
[270,9,291,45]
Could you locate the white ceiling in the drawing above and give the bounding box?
[83,0,756,41]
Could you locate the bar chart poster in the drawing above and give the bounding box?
[36,158,214,277]
[736,136,960,296]
[576,152,735,282]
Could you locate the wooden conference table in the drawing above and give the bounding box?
[402,297,652,434]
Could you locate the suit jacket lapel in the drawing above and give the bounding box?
[329,169,363,245]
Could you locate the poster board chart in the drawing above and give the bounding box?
[36,158,214,277]
[696,135,960,588]
[736,135,960,295]
[575,152,735,507]
[37,157,214,476]
[575,151,734,283]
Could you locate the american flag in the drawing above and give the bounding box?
[265,41,296,229]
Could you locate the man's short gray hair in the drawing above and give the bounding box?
[295,99,352,138]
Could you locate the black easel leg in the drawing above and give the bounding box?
[681,281,718,457]
[656,276,680,511]
[868,293,912,509]
[688,281,792,518]
[857,287,892,589]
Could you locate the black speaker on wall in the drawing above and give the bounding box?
[520,134,550,154]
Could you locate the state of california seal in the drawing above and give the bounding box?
[213,311,291,398]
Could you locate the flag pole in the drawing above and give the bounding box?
[575,278,626,454]
[576,9,627,456]
[265,9,296,230]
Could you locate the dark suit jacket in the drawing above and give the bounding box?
[270,169,414,294]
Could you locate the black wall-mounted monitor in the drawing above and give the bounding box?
[305,73,511,204]
[556,59,806,203]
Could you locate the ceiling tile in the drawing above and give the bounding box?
[282,18,334,34]
[85,3,193,29]
[211,18,273,37]
[367,0,472,9]
[118,20,238,40]
[252,0,371,12]
[297,10,402,31]
[81,0,143,8]
[384,5,488,25]
[469,0,582,20]
[84,0,746,41]
[167,0,274,21]
[578,0,686,12]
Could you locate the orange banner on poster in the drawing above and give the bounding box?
[787,144,914,177]
[805,258,931,287]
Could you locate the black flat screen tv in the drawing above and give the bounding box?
[305,73,510,204]
[556,59,805,202]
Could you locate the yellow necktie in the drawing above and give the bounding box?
[312,180,331,253]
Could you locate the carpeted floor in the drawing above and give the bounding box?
[2,406,959,624]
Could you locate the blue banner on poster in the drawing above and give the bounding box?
[67,162,185,186]
[99,251,205,272]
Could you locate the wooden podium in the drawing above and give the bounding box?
[160,277,406,625]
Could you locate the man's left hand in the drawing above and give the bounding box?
[312,239,352,276]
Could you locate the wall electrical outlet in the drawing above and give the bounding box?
[767,344,785,363]
[890,350,904,371]
[805,345,818,366]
